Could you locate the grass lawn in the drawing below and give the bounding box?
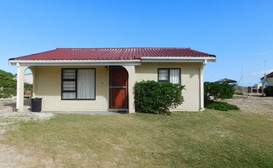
[4,110,273,167]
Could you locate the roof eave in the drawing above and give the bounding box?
[141,56,216,63]
[9,60,141,66]
[9,56,216,66]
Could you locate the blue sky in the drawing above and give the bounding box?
[1,0,272,86]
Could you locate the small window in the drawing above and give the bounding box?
[158,68,181,85]
[62,69,96,100]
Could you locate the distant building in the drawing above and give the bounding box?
[254,82,262,89]
[261,71,273,86]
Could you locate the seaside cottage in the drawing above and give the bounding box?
[9,47,215,113]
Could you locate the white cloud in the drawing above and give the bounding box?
[246,69,273,78]
[256,51,273,55]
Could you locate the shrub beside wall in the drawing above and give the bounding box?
[204,82,234,102]
[204,82,239,111]
[135,81,185,114]
[264,86,273,96]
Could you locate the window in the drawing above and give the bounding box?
[62,69,96,100]
[158,68,181,85]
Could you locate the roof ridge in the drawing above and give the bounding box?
[56,47,192,50]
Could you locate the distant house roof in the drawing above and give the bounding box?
[217,78,237,84]
[9,48,215,61]
[261,71,273,80]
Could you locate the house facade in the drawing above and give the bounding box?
[9,48,215,113]
[261,71,273,86]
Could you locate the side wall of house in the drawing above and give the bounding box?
[267,78,273,86]
[33,66,109,111]
[135,62,203,111]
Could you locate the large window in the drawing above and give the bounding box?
[158,68,181,85]
[62,69,96,100]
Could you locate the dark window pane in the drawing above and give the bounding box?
[63,69,76,79]
[159,69,168,81]
[63,81,76,91]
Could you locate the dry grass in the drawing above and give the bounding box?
[3,110,273,168]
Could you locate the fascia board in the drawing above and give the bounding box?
[141,57,216,63]
[9,60,141,66]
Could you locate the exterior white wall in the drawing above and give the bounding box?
[266,78,273,86]
[135,62,203,111]
[123,66,136,113]
[16,65,28,111]
[33,66,109,112]
[31,62,203,112]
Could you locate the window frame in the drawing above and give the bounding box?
[61,68,96,100]
[158,68,181,85]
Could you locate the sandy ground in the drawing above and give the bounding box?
[0,96,272,167]
[225,95,273,115]
[0,99,55,167]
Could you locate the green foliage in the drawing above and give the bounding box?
[0,69,16,98]
[264,86,273,96]
[204,82,237,111]
[24,83,33,91]
[0,69,16,87]
[204,82,234,102]
[205,100,239,111]
[135,80,185,114]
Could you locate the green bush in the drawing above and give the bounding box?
[204,82,238,111]
[24,83,33,91]
[204,82,234,103]
[135,80,185,114]
[205,100,239,111]
[264,86,273,96]
[0,69,17,98]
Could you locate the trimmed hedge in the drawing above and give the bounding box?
[204,82,234,102]
[135,81,185,114]
[205,100,239,111]
[204,82,238,111]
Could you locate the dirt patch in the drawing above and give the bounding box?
[0,99,16,113]
[225,95,273,115]
[0,99,55,168]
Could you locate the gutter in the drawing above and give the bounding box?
[9,56,216,66]
[9,59,141,66]
[140,56,216,63]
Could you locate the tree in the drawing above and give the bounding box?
[0,69,17,98]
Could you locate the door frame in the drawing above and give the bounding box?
[109,66,128,111]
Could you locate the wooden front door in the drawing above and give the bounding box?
[109,67,128,109]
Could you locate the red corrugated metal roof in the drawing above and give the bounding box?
[9,48,215,61]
